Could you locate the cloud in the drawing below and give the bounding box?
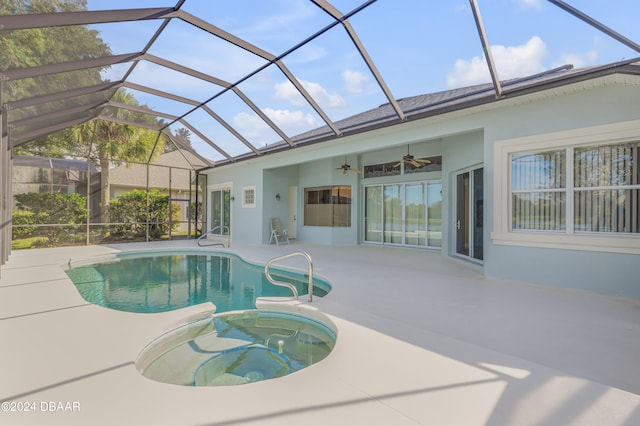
[554,50,599,69]
[263,107,320,129]
[232,112,273,140]
[343,70,369,94]
[446,36,547,87]
[232,108,321,142]
[274,80,346,108]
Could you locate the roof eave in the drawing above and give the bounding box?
[203,59,640,171]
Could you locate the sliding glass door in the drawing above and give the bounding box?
[364,182,441,248]
[384,185,403,244]
[365,186,383,242]
[405,184,426,245]
[455,168,483,261]
[210,189,230,235]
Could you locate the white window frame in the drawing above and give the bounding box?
[492,119,640,254]
[242,186,256,208]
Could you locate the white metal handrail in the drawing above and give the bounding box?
[264,251,314,302]
[197,225,230,247]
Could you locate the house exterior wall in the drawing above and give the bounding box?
[263,165,299,244]
[441,131,484,257]
[481,82,640,297]
[204,163,263,244]
[203,79,640,297]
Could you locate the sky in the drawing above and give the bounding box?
[82,0,639,161]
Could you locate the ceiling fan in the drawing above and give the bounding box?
[395,145,431,168]
[336,157,362,174]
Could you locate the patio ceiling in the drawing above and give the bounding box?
[1,0,639,168]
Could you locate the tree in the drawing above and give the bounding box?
[4,0,169,224]
[0,0,110,103]
[70,90,167,223]
[165,127,193,152]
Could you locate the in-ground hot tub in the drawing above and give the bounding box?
[136,306,337,386]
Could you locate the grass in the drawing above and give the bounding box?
[11,237,49,249]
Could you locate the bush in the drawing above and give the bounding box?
[108,189,180,240]
[11,210,39,239]
[12,192,88,246]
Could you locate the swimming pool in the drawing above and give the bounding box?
[66,250,331,313]
[137,309,337,386]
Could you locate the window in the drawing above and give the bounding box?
[364,156,442,178]
[363,161,400,178]
[493,120,640,254]
[304,185,351,226]
[511,150,566,231]
[405,155,443,174]
[511,144,639,233]
[242,186,256,208]
[574,144,638,233]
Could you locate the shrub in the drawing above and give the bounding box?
[12,192,88,246]
[108,189,180,240]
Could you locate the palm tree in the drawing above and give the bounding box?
[74,90,166,223]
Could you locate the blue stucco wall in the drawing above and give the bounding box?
[481,83,640,297]
[203,79,640,297]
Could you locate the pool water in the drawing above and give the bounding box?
[66,251,331,313]
[137,310,337,386]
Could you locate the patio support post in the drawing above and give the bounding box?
[145,162,150,242]
[194,172,199,238]
[168,166,172,240]
[0,80,7,275]
[86,152,91,245]
[187,169,192,239]
[86,120,97,245]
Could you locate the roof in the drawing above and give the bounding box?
[152,149,213,169]
[109,151,203,191]
[272,59,640,153]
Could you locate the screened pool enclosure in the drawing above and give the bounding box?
[1,0,639,271]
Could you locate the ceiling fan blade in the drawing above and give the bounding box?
[393,162,401,168]
[410,160,421,167]
[417,158,431,164]
[351,167,362,173]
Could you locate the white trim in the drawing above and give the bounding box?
[492,119,640,254]
[207,181,233,192]
[490,231,640,255]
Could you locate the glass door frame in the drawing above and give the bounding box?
[209,186,231,236]
[453,166,483,262]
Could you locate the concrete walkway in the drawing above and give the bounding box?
[1,240,639,425]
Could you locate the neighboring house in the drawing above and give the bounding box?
[109,150,212,232]
[201,60,640,298]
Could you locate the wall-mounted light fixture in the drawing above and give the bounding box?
[230,196,235,201]
[275,193,281,201]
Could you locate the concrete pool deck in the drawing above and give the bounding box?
[0,240,639,425]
